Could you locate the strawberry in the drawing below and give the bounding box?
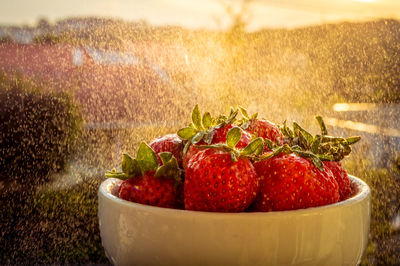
[252,152,339,211]
[278,116,358,202]
[184,128,264,212]
[323,161,352,200]
[106,142,183,209]
[118,171,178,207]
[182,145,202,169]
[237,106,284,151]
[184,144,215,170]
[178,105,251,169]
[184,148,259,212]
[207,123,252,148]
[149,133,184,167]
[246,119,284,145]
[182,124,252,169]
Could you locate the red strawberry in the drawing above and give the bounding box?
[252,153,339,211]
[182,145,201,169]
[209,124,252,148]
[106,142,183,209]
[323,161,352,200]
[246,119,284,147]
[185,145,218,170]
[276,116,360,202]
[238,106,284,150]
[118,171,178,208]
[182,124,252,169]
[178,105,249,169]
[184,148,259,212]
[149,134,184,167]
[175,182,185,209]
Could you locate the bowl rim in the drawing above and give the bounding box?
[98,175,370,217]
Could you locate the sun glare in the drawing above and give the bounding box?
[333,103,377,112]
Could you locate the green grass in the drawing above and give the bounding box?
[0,177,109,265]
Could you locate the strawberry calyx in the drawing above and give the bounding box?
[197,127,264,162]
[236,105,258,130]
[280,116,361,162]
[177,104,239,155]
[105,142,183,187]
[155,152,183,189]
[253,116,361,170]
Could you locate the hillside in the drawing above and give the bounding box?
[1,17,399,118]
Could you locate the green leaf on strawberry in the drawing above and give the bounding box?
[122,153,142,177]
[346,136,361,145]
[315,115,328,135]
[226,127,241,148]
[105,168,126,179]
[197,127,264,162]
[192,131,206,144]
[240,137,264,157]
[177,127,196,140]
[238,106,249,120]
[177,105,240,155]
[155,154,182,188]
[202,111,212,129]
[191,104,203,130]
[158,152,173,165]
[137,142,159,172]
[293,122,313,145]
[106,142,183,186]
[261,116,362,169]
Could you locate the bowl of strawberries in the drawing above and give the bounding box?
[98,106,370,266]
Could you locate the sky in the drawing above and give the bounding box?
[0,0,399,30]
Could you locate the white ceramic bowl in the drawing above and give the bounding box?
[98,175,370,266]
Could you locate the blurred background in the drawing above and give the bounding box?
[0,0,399,264]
